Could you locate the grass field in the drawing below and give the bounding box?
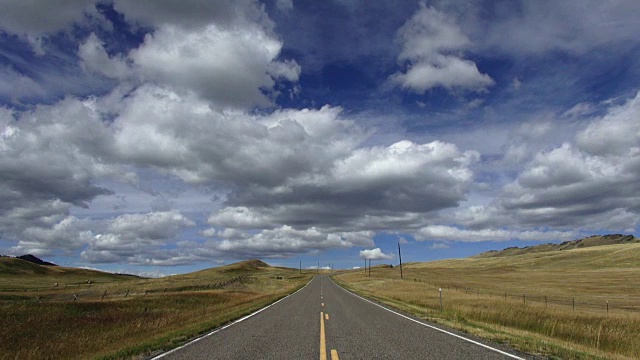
[0,259,313,359]
[334,243,640,360]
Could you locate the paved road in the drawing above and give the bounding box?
[155,275,531,359]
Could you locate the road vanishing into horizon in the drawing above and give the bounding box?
[154,275,532,360]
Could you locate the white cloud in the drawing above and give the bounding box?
[128,21,295,108]
[483,1,640,56]
[575,92,640,157]
[458,91,640,231]
[276,0,294,12]
[359,248,394,260]
[78,33,129,79]
[81,211,195,264]
[0,97,121,254]
[213,226,374,259]
[0,66,46,101]
[307,265,331,270]
[389,4,493,93]
[205,138,478,232]
[0,80,481,261]
[416,225,576,243]
[208,207,278,230]
[113,0,270,31]
[562,102,596,119]
[430,242,450,249]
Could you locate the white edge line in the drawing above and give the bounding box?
[329,277,525,360]
[151,276,316,359]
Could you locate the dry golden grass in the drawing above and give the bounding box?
[0,257,136,290]
[335,244,640,360]
[0,260,313,359]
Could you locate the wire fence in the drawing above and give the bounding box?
[0,275,250,303]
[369,274,640,315]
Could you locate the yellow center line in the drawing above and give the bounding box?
[325,313,329,320]
[331,349,339,360]
[320,311,327,360]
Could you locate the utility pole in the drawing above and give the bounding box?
[368,259,371,277]
[364,259,366,274]
[317,261,320,274]
[398,242,404,280]
[299,260,301,275]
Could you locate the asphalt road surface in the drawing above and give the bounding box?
[155,275,532,360]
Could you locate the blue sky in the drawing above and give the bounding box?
[1,0,639,276]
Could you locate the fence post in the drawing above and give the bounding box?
[439,288,443,312]
[504,292,507,300]
[545,296,547,308]
[125,289,129,298]
[606,301,609,315]
[102,290,107,300]
[573,298,575,311]
[523,294,526,305]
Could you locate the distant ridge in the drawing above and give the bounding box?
[476,234,639,258]
[222,259,270,271]
[17,254,58,266]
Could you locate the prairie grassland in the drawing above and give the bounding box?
[0,257,136,290]
[334,244,640,360]
[0,261,313,359]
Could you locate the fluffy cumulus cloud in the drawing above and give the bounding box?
[501,95,640,229]
[212,226,374,259]
[1,0,638,269]
[7,212,93,256]
[446,92,640,236]
[129,23,299,108]
[81,211,195,264]
[0,98,118,255]
[389,4,493,93]
[0,75,479,262]
[78,33,130,79]
[207,139,479,232]
[359,248,394,260]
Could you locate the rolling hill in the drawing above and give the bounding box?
[475,233,638,258]
[0,256,140,288]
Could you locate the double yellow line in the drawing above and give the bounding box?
[320,311,339,360]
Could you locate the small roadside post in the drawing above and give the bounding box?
[398,242,403,280]
[439,288,443,312]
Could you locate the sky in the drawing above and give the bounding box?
[0,0,639,276]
